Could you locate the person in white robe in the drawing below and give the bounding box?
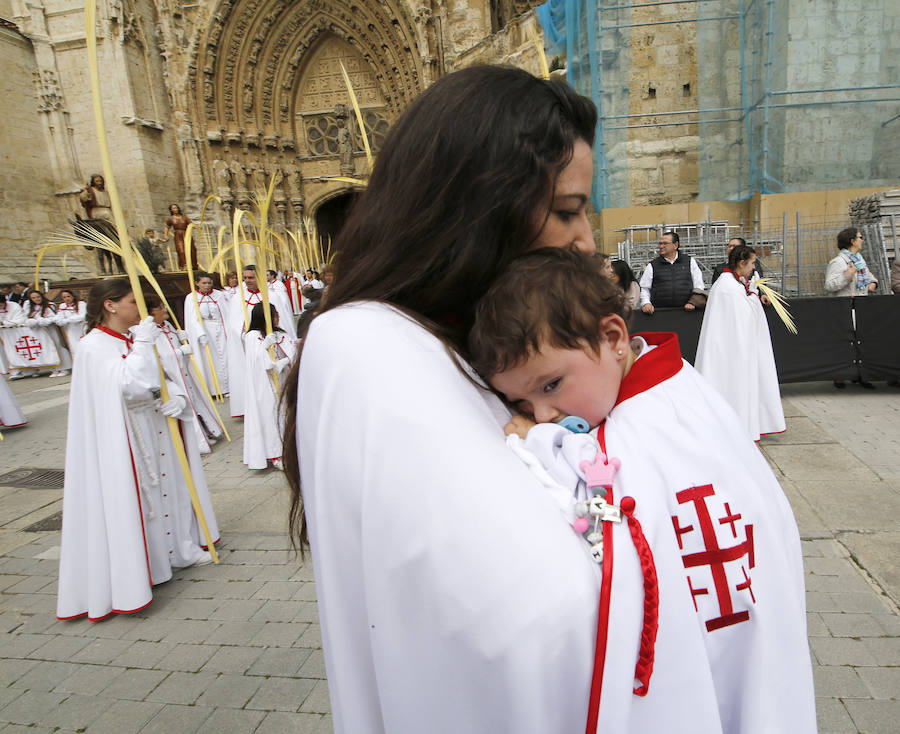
[694,244,786,441]
[242,303,296,470]
[0,298,25,375]
[57,281,218,622]
[284,67,615,733]
[226,265,295,417]
[19,291,72,377]
[284,63,815,730]
[468,248,814,733]
[149,298,224,454]
[54,289,87,359]
[0,373,26,428]
[183,273,229,396]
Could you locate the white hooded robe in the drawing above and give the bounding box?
[694,272,786,441]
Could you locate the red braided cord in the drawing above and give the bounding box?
[620,496,659,696]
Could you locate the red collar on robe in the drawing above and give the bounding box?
[613,332,683,407]
[724,267,753,296]
[95,324,133,348]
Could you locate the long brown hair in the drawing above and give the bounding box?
[58,289,81,307]
[85,279,132,332]
[282,65,597,551]
[25,291,56,318]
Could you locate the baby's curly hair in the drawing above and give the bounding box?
[468,247,627,379]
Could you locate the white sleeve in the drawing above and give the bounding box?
[639,262,654,306]
[120,341,162,400]
[297,305,599,734]
[690,257,705,290]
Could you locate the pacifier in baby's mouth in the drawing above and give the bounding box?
[558,415,590,433]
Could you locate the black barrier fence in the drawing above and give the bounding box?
[630,295,900,383]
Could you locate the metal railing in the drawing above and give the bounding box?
[616,214,897,296]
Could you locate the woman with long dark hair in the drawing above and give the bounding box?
[55,288,87,360]
[57,280,213,622]
[611,258,640,310]
[22,290,72,377]
[281,66,599,731]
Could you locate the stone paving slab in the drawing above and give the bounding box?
[1,378,898,732]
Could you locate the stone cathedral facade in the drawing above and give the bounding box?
[0,0,545,279]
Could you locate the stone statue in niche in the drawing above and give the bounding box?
[177,119,206,195]
[229,158,247,191]
[282,161,302,198]
[213,158,233,197]
[248,161,267,194]
[242,83,254,113]
[335,104,354,176]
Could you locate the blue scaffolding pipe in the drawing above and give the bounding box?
[739,0,751,199]
[607,117,742,129]
[769,84,900,95]
[602,106,744,119]
[761,0,775,193]
[766,97,900,110]
[603,15,739,28]
[600,0,727,10]
[599,94,900,125]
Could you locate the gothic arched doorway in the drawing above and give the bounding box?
[315,191,360,259]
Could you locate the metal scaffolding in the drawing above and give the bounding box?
[538,0,900,209]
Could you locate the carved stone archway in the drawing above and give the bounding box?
[188,0,424,231]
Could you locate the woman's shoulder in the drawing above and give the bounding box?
[304,302,466,382]
[308,302,438,348]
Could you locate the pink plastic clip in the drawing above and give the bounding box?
[580,452,621,491]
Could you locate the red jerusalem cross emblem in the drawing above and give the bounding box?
[15,335,43,361]
[671,484,755,632]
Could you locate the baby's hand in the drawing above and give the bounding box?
[504,414,536,439]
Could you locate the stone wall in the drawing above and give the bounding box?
[626,3,699,206]
[0,20,91,282]
[780,0,899,191]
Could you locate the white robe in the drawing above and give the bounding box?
[57,326,220,621]
[0,374,26,427]
[54,301,87,358]
[154,322,224,455]
[226,285,296,417]
[0,301,24,374]
[297,303,602,734]
[242,330,295,469]
[5,305,71,375]
[183,289,229,395]
[695,272,786,441]
[511,333,815,733]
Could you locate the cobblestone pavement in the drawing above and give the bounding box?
[1,375,898,733]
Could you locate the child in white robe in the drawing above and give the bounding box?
[242,303,295,470]
[694,244,785,441]
[183,273,229,397]
[468,248,815,734]
[21,291,72,377]
[57,281,218,622]
[148,297,224,454]
[54,289,87,360]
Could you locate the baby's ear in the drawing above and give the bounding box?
[598,314,629,351]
